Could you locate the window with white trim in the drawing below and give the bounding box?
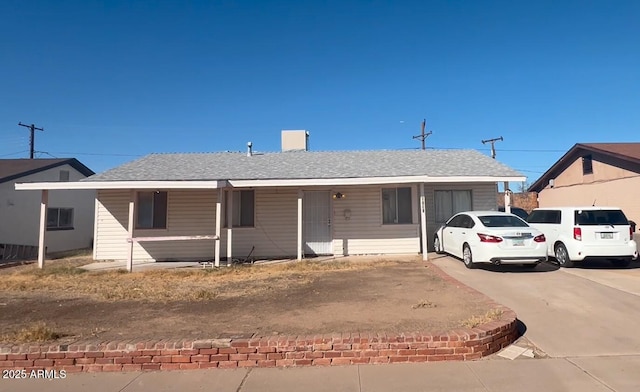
[47,208,74,230]
[225,190,255,227]
[136,191,168,229]
[382,187,412,224]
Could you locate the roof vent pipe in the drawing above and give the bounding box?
[247,142,253,157]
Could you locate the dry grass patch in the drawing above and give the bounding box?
[411,299,437,309]
[0,259,399,302]
[460,309,504,328]
[2,322,63,343]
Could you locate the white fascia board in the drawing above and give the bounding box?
[228,175,527,187]
[15,175,527,190]
[15,180,228,191]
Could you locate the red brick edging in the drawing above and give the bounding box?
[0,261,519,372]
[0,319,517,373]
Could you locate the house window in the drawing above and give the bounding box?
[382,187,412,224]
[435,190,472,226]
[225,190,255,227]
[47,208,74,230]
[136,191,168,229]
[59,170,70,182]
[582,155,593,175]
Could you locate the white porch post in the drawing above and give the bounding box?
[297,190,303,261]
[419,183,428,261]
[503,181,511,214]
[126,190,135,272]
[226,189,233,267]
[37,190,48,269]
[214,189,222,267]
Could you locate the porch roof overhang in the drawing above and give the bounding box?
[15,180,229,191]
[15,175,525,191]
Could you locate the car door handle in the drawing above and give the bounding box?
[462,232,466,234]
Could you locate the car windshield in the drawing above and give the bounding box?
[574,210,629,226]
[478,215,529,228]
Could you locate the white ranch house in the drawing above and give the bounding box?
[17,134,524,271]
[1,158,95,256]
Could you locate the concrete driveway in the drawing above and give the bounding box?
[431,255,640,358]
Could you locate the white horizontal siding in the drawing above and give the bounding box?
[95,190,218,261]
[220,187,298,259]
[94,190,130,260]
[424,183,498,251]
[332,185,420,256]
[95,183,497,261]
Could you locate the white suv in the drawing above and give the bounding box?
[527,207,638,268]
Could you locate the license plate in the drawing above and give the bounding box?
[600,232,613,239]
[512,239,524,246]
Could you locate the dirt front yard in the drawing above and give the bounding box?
[0,255,495,344]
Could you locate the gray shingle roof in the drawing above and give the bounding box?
[86,150,523,182]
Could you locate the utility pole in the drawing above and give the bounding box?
[481,136,503,159]
[18,122,44,159]
[412,119,433,150]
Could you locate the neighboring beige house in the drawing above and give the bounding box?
[529,143,640,227]
[16,131,525,270]
[1,158,95,255]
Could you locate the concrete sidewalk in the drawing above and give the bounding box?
[3,356,639,392]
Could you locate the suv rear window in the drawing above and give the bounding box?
[574,210,629,226]
[527,210,561,224]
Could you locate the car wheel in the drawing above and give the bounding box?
[611,259,631,268]
[554,243,574,268]
[434,236,443,254]
[462,244,475,269]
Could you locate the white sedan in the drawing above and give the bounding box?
[434,211,548,269]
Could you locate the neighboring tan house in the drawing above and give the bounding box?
[529,143,640,226]
[1,158,95,255]
[16,131,525,269]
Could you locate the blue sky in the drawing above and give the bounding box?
[1,0,639,184]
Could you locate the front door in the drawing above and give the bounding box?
[303,191,332,255]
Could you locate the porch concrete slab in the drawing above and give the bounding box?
[0,372,139,392]
[358,362,486,392]
[80,261,201,272]
[122,369,247,392]
[568,355,640,392]
[241,366,360,392]
[467,358,610,392]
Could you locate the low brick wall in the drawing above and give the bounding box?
[0,316,517,373]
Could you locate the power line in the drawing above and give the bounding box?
[18,122,44,159]
[47,151,143,157]
[0,150,29,158]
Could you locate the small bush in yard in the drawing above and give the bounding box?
[3,322,63,343]
[461,309,504,328]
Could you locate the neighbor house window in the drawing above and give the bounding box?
[582,155,593,175]
[59,170,70,182]
[225,190,255,227]
[47,208,74,230]
[136,191,168,229]
[382,187,412,224]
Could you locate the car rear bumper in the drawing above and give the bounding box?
[568,240,637,261]
[488,256,547,265]
[472,245,547,264]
